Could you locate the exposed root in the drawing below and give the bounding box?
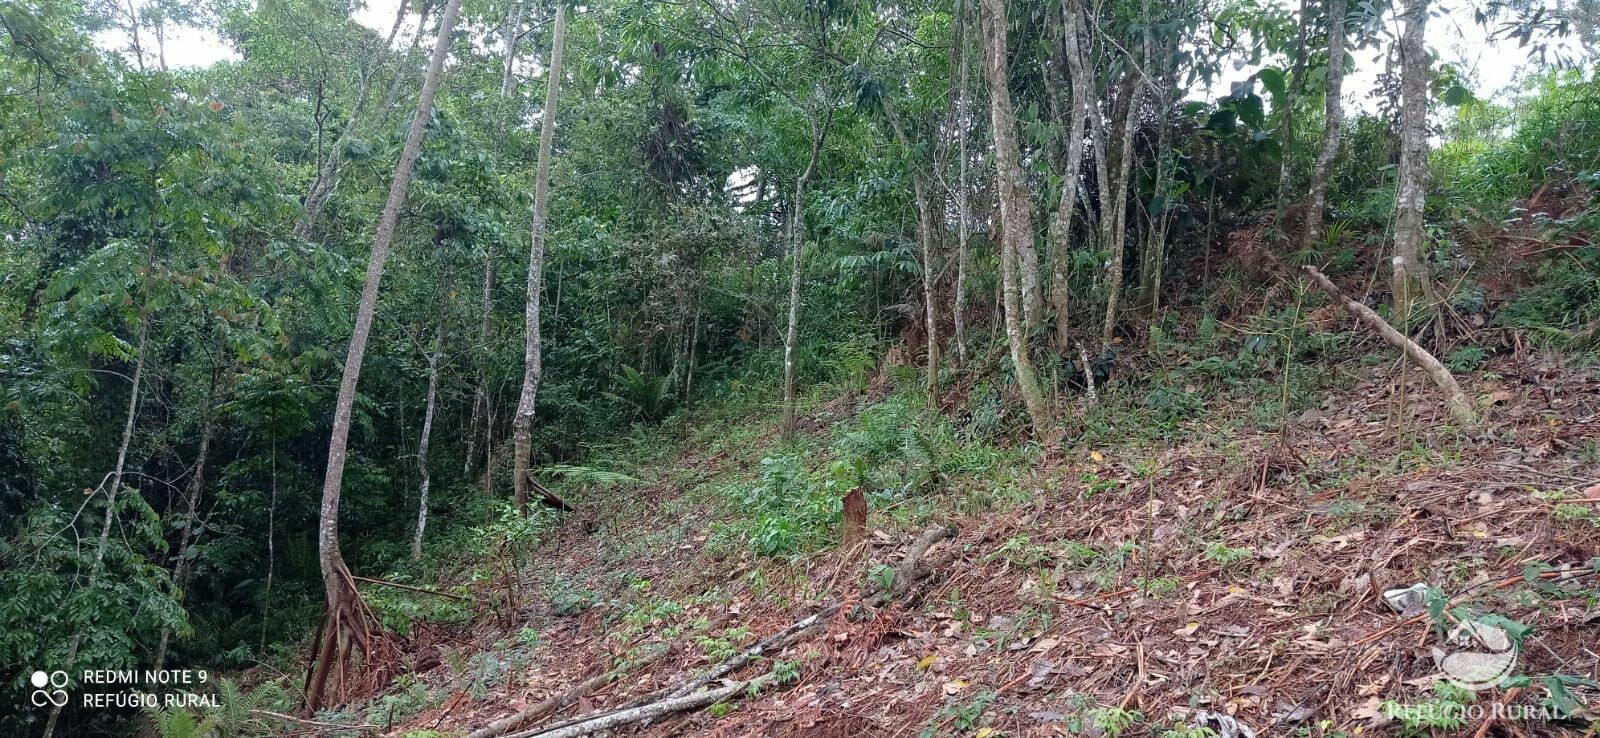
[301,563,398,714]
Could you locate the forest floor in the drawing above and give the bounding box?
[371,343,1600,738]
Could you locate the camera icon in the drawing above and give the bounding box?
[29,670,69,708]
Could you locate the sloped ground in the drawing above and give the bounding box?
[384,351,1600,738]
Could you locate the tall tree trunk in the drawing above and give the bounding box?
[885,111,940,406]
[466,255,492,478]
[1049,1,1090,351]
[979,0,1051,437]
[1273,0,1313,233]
[296,0,412,238]
[953,0,972,367]
[1299,0,1349,253]
[1136,11,1178,318]
[780,115,829,442]
[915,175,939,405]
[305,0,462,714]
[1100,73,1143,347]
[513,5,567,515]
[1392,0,1431,323]
[42,327,146,738]
[413,323,443,561]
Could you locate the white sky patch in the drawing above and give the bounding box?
[97,0,1589,114]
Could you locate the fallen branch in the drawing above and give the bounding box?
[1301,265,1477,425]
[351,575,473,602]
[249,709,379,733]
[524,472,577,512]
[507,673,779,738]
[883,523,957,602]
[465,647,668,738]
[1075,341,1099,405]
[478,524,959,738]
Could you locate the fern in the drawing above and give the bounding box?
[604,365,675,420]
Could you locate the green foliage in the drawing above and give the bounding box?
[1087,706,1145,738]
[605,365,676,421]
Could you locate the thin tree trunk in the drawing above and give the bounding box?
[413,323,443,561]
[305,0,462,714]
[885,111,940,406]
[513,5,567,515]
[953,0,972,367]
[375,0,438,132]
[915,176,939,404]
[261,441,277,650]
[466,255,492,477]
[1299,0,1349,253]
[979,0,1051,437]
[42,327,146,738]
[1391,0,1431,323]
[296,0,412,238]
[154,383,217,672]
[1049,2,1090,351]
[1273,0,1313,232]
[780,115,829,442]
[1100,73,1143,347]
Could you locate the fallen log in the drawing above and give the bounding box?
[472,523,959,738]
[662,606,836,701]
[507,673,779,738]
[524,472,577,512]
[1301,265,1477,425]
[464,647,667,738]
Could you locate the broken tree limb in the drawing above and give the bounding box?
[523,472,577,512]
[884,523,957,602]
[465,647,668,738]
[508,673,779,738]
[1075,341,1099,405]
[1301,265,1477,425]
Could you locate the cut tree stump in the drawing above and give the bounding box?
[841,487,867,548]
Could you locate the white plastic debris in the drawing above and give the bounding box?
[1382,583,1431,615]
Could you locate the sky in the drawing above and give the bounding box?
[100,0,1579,112]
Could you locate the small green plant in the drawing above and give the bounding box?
[772,659,802,684]
[1202,541,1251,567]
[989,534,1052,568]
[1087,706,1145,738]
[707,702,733,718]
[867,564,897,592]
[923,689,997,736]
[1159,722,1218,738]
[1445,345,1490,372]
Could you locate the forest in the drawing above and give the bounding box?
[1,0,1599,734]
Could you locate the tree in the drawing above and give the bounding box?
[1391,0,1431,323]
[305,0,462,712]
[952,0,973,366]
[978,0,1051,438]
[1299,0,1349,253]
[413,321,443,560]
[513,3,568,516]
